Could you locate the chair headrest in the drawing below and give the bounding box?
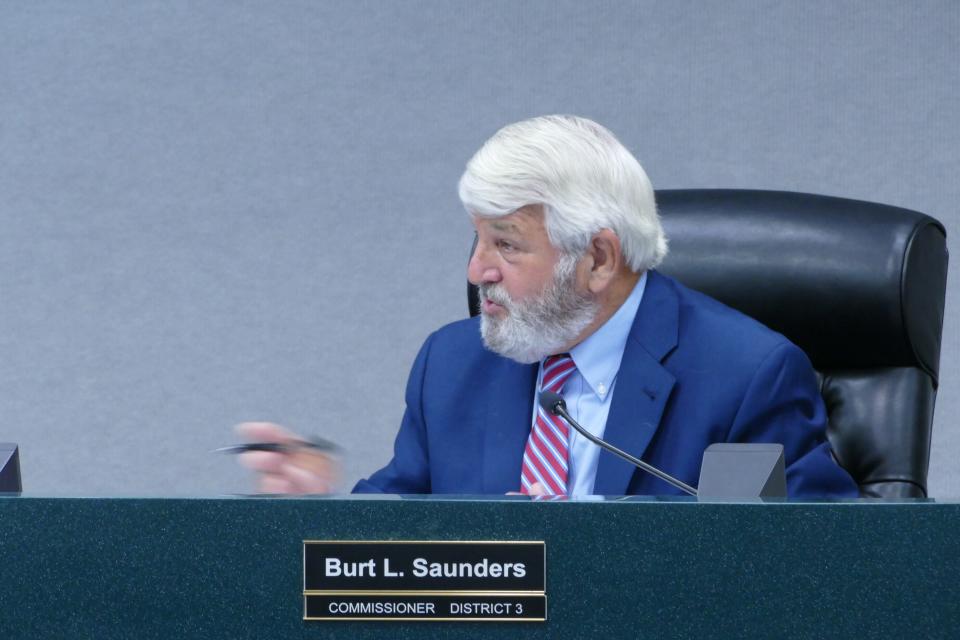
[656,189,947,385]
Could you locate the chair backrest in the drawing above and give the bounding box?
[466,189,948,497]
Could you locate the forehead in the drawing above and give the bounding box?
[472,204,547,236]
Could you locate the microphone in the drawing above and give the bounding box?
[539,391,698,496]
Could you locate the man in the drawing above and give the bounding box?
[239,115,858,498]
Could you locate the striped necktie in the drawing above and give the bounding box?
[520,354,576,495]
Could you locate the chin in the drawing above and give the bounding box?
[479,317,549,364]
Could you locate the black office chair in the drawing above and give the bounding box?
[467,189,948,498]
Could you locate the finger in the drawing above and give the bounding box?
[235,421,303,444]
[258,474,294,494]
[237,450,287,474]
[289,450,338,480]
[528,482,548,496]
[282,460,338,494]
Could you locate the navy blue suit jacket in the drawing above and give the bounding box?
[354,271,858,497]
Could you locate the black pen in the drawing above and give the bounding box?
[213,437,340,455]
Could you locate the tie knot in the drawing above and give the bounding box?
[541,354,575,393]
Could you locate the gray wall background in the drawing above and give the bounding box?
[1,1,958,496]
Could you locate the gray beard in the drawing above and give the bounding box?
[479,253,599,364]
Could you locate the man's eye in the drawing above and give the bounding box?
[497,240,515,252]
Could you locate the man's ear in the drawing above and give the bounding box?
[585,229,623,294]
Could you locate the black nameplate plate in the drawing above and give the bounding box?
[304,594,546,621]
[303,541,546,622]
[304,541,545,592]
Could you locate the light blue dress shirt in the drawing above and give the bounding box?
[532,272,647,495]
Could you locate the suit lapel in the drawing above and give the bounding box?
[593,271,679,495]
[481,358,539,493]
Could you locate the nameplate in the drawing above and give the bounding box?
[303,540,546,621]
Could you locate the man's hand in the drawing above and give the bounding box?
[506,482,548,496]
[234,422,340,494]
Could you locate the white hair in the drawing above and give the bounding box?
[458,115,667,272]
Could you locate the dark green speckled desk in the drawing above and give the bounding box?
[1,495,958,639]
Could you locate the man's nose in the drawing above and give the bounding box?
[467,244,502,286]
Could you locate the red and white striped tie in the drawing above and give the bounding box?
[521,354,576,495]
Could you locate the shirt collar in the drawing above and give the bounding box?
[568,271,647,400]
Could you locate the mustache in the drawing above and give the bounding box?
[479,284,512,307]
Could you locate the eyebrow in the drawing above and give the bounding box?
[490,221,522,234]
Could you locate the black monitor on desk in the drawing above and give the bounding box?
[0,443,21,493]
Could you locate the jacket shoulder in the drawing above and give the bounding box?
[430,315,483,345]
[660,273,801,366]
[416,315,504,379]
[671,281,817,423]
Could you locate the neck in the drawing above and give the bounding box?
[565,269,642,350]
